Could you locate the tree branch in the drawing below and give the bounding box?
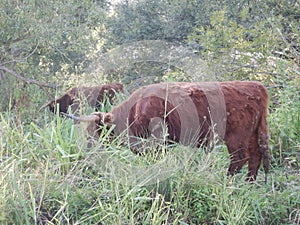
[0,65,57,89]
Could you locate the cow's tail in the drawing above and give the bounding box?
[258,97,270,183]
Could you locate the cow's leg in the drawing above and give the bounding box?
[246,133,262,182]
[227,148,249,176]
[225,135,249,176]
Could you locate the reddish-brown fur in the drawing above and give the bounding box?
[71,81,270,181]
[45,82,123,114]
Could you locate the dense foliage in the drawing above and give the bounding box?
[0,0,108,112]
[0,0,299,224]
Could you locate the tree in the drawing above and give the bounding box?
[0,0,109,113]
[106,0,222,45]
[188,0,299,83]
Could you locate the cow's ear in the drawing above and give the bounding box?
[103,112,114,125]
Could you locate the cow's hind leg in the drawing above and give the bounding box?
[227,151,248,176]
[226,141,249,177]
[246,133,262,182]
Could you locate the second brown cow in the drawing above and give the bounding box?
[43,82,123,114]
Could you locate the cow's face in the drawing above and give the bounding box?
[87,112,115,139]
[88,112,114,128]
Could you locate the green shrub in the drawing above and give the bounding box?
[268,82,300,166]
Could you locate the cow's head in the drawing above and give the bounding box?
[50,94,74,114]
[41,88,78,114]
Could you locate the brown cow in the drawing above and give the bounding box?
[64,81,270,181]
[42,82,123,114]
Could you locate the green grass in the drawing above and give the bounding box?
[0,85,299,225]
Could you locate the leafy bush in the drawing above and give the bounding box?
[268,82,300,166]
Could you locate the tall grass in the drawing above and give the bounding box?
[0,88,300,224]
